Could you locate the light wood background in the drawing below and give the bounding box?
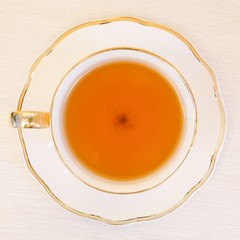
[1,0,240,239]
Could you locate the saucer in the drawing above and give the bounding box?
[16,17,225,224]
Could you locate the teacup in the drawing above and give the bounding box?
[11,48,196,194]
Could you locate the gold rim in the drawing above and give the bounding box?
[16,16,226,225]
[50,47,198,194]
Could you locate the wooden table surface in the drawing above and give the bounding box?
[1,0,240,239]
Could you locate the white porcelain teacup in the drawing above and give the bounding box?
[11,48,196,194]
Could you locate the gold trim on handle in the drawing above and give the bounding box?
[11,111,49,128]
[15,16,226,225]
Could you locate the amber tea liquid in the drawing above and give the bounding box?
[64,61,183,181]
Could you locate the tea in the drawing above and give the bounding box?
[64,61,183,181]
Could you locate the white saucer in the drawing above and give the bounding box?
[16,17,225,224]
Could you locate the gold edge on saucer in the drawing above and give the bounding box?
[16,16,226,225]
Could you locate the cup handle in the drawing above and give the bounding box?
[11,111,50,128]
